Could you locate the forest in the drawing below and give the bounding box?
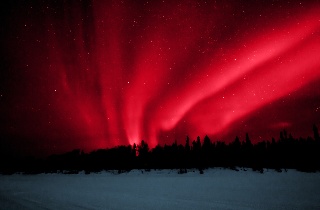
[1,125,319,174]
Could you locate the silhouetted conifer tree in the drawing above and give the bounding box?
[313,124,319,141]
[280,131,284,141]
[280,129,288,141]
[197,136,201,147]
[202,135,211,168]
[185,136,190,152]
[132,143,137,157]
[203,135,211,150]
[245,133,252,147]
[232,136,241,148]
[138,140,149,158]
[137,140,149,169]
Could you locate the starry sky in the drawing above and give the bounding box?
[1,0,320,157]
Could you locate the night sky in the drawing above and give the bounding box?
[1,0,320,157]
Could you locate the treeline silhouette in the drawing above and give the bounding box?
[1,125,320,174]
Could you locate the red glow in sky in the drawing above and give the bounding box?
[1,0,320,156]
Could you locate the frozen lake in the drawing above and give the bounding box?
[0,169,320,210]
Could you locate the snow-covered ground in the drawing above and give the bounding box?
[0,169,319,210]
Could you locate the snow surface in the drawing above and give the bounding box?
[0,169,320,210]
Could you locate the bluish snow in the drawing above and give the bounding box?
[0,169,320,210]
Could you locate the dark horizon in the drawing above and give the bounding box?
[1,124,320,158]
[1,124,319,175]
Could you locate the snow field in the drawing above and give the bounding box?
[0,169,320,210]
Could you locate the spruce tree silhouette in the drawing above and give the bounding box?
[202,135,211,168]
[245,133,252,147]
[132,143,137,157]
[138,140,149,157]
[243,133,253,168]
[232,136,241,148]
[185,136,190,152]
[183,136,191,169]
[138,140,149,169]
[313,124,319,141]
[195,136,201,150]
[203,135,211,150]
